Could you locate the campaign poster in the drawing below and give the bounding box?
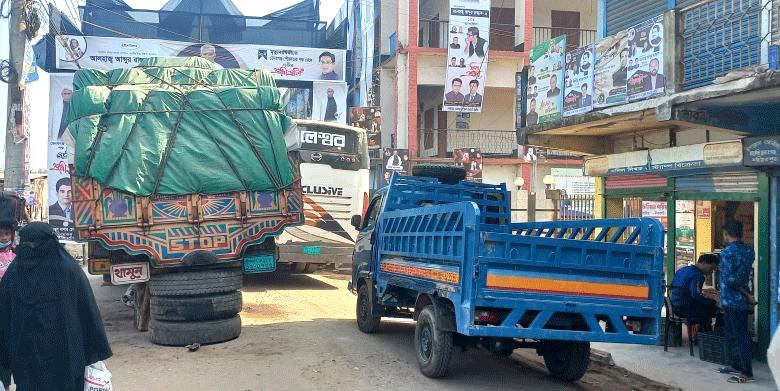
[453,148,482,182]
[527,35,566,125]
[627,15,665,101]
[55,35,348,82]
[312,81,348,124]
[48,73,76,241]
[563,44,595,117]
[593,30,628,108]
[382,148,409,186]
[349,107,382,149]
[443,0,490,112]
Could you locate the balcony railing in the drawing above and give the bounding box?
[532,26,597,51]
[418,19,523,51]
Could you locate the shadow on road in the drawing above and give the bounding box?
[242,271,340,291]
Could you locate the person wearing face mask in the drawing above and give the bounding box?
[0,221,14,281]
[0,222,112,391]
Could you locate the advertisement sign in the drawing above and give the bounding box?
[349,107,382,149]
[642,200,668,230]
[563,44,595,116]
[312,81,348,124]
[453,148,482,182]
[55,35,347,82]
[527,35,566,125]
[443,0,490,112]
[593,30,628,108]
[48,73,76,241]
[626,15,665,101]
[675,200,695,270]
[382,148,409,186]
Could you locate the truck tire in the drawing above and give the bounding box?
[291,263,318,274]
[148,269,242,296]
[356,284,381,333]
[149,315,241,346]
[411,164,466,185]
[151,291,242,322]
[541,340,590,382]
[414,305,454,378]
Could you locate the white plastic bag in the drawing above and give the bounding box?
[0,379,5,391]
[84,361,112,391]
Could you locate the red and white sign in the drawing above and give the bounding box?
[111,262,150,285]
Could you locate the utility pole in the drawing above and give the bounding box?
[4,0,29,192]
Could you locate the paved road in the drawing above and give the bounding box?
[90,269,671,391]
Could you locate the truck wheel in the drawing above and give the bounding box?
[151,291,242,322]
[356,284,381,333]
[541,340,590,382]
[414,305,454,378]
[303,263,318,273]
[149,315,241,346]
[148,269,242,296]
[411,164,466,185]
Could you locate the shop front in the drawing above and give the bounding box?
[585,140,772,354]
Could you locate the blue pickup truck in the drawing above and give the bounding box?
[348,167,665,381]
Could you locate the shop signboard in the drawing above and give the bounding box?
[55,35,347,82]
[563,44,595,116]
[626,15,665,101]
[382,148,409,186]
[349,107,382,149]
[527,35,566,125]
[594,30,628,108]
[453,148,482,182]
[743,135,780,167]
[642,201,667,230]
[442,0,490,112]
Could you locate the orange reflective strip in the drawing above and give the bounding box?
[380,262,460,284]
[486,275,648,300]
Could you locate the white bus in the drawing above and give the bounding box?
[277,120,370,272]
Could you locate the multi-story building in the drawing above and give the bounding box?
[519,0,780,355]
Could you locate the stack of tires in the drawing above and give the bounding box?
[147,268,243,346]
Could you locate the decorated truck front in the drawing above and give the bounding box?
[67,57,303,345]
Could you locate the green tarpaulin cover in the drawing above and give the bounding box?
[68,57,294,196]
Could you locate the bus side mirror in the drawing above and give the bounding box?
[351,214,362,229]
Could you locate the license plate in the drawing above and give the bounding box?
[88,258,112,275]
[244,254,276,273]
[111,262,150,285]
[303,246,321,255]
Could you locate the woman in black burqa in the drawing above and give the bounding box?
[0,222,112,391]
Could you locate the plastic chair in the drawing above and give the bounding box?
[663,286,695,357]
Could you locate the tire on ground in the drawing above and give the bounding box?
[411,164,466,185]
[148,268,242,296]
[150,291,242,322]
[542,340,590,382]
[356,284,381,333]
[414,305,454,378]
[149,315,242,346]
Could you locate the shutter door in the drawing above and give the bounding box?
[675,172,759,193]
[606,174,667,189]
[605,0,668,36]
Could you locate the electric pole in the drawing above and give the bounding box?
[4,0,30,192]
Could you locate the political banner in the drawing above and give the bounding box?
[593,30,628,108]
[563,44,595,116]
[453,148,482,182]
[527,35,566,125]
[382,148,409,186]
[55,35,347,82]
[443,0,490,112]
[627,15,665,101]
[312,81,347,124]
[48,73,76,241]
[349,107,382,149]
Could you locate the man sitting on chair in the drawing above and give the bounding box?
[670,253,721,331]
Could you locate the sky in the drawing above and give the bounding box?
[0,0,345,170]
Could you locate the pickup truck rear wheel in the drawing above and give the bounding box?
[414,305,453,378]
[541,340,590,382]
[356,284,381,333]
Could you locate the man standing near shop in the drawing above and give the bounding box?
[717,219,756,384]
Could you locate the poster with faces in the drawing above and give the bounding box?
[442,0,490,112]
[48,73,76,241]
[527,35,566,125]
[626,15,665,101]
[563,44,595,116]
[593,30,629,108]
[312,81,348,124]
